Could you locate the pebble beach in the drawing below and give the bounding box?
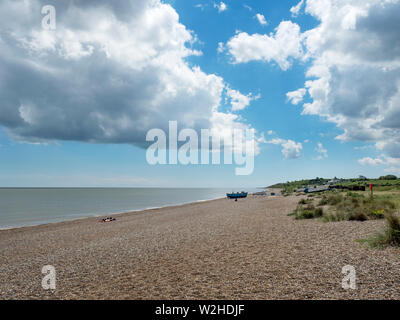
[1,191,399,299]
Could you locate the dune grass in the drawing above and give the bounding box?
[291,191,398,222]
[289,203,324,220]
[319,191,396,222]
[289,190,400,248]
[358,213,400,248]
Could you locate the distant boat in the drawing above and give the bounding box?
[227,192,248,199]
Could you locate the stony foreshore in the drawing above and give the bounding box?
[1,192,399,299]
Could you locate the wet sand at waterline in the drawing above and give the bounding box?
[1,191,400,299]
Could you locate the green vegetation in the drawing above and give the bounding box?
[290,191,398,222]
[271,177,329,194]
[277,176,400,248]
[358,213,400,248]
[340,178,400,191]
[270,176,400,194]
[289,203,324,220]
[318,193,343,206]
[379,175,397,180]
[298,198,312,205]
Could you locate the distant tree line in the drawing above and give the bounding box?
[379,175,397,180]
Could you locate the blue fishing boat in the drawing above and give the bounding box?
[226,192,248,199]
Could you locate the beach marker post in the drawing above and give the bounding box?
[370,183,373,198]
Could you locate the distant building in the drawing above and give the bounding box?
[328,178,340,184]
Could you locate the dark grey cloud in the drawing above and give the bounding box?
[329,66,399,120]
[298,0,400,160]
[0,0,256,147]
[356,1,400,62]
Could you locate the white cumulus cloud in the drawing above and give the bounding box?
[226,88,260,111]
[214,2,227,13]
[255,13,268,26]
[290,0,305,17]
[282,140,303,159]
[226,21,303,70]
[299,0,400,163]
[267,137,303,159]
[358,157,385,166]
[314,142,328,160]
[0,0,260,152]
[286,88,307,105]
[225,0,400,165]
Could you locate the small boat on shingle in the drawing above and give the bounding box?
[226,192,248,199]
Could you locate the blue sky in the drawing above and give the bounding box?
[0,0,399,187]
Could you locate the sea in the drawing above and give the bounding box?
[0,187,260,229]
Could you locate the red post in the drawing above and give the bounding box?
[370,183,373,197]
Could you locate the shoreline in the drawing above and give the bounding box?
[0,195,226,232]
[1,192,399,299]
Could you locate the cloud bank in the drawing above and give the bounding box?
[0,0,258,150]
[225,0,400,169]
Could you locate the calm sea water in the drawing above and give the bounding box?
[0,188,257,229]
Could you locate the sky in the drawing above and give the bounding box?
[0,0,400,187]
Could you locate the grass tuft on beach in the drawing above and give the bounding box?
[289,203,324,220]
[357,213,400,248]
